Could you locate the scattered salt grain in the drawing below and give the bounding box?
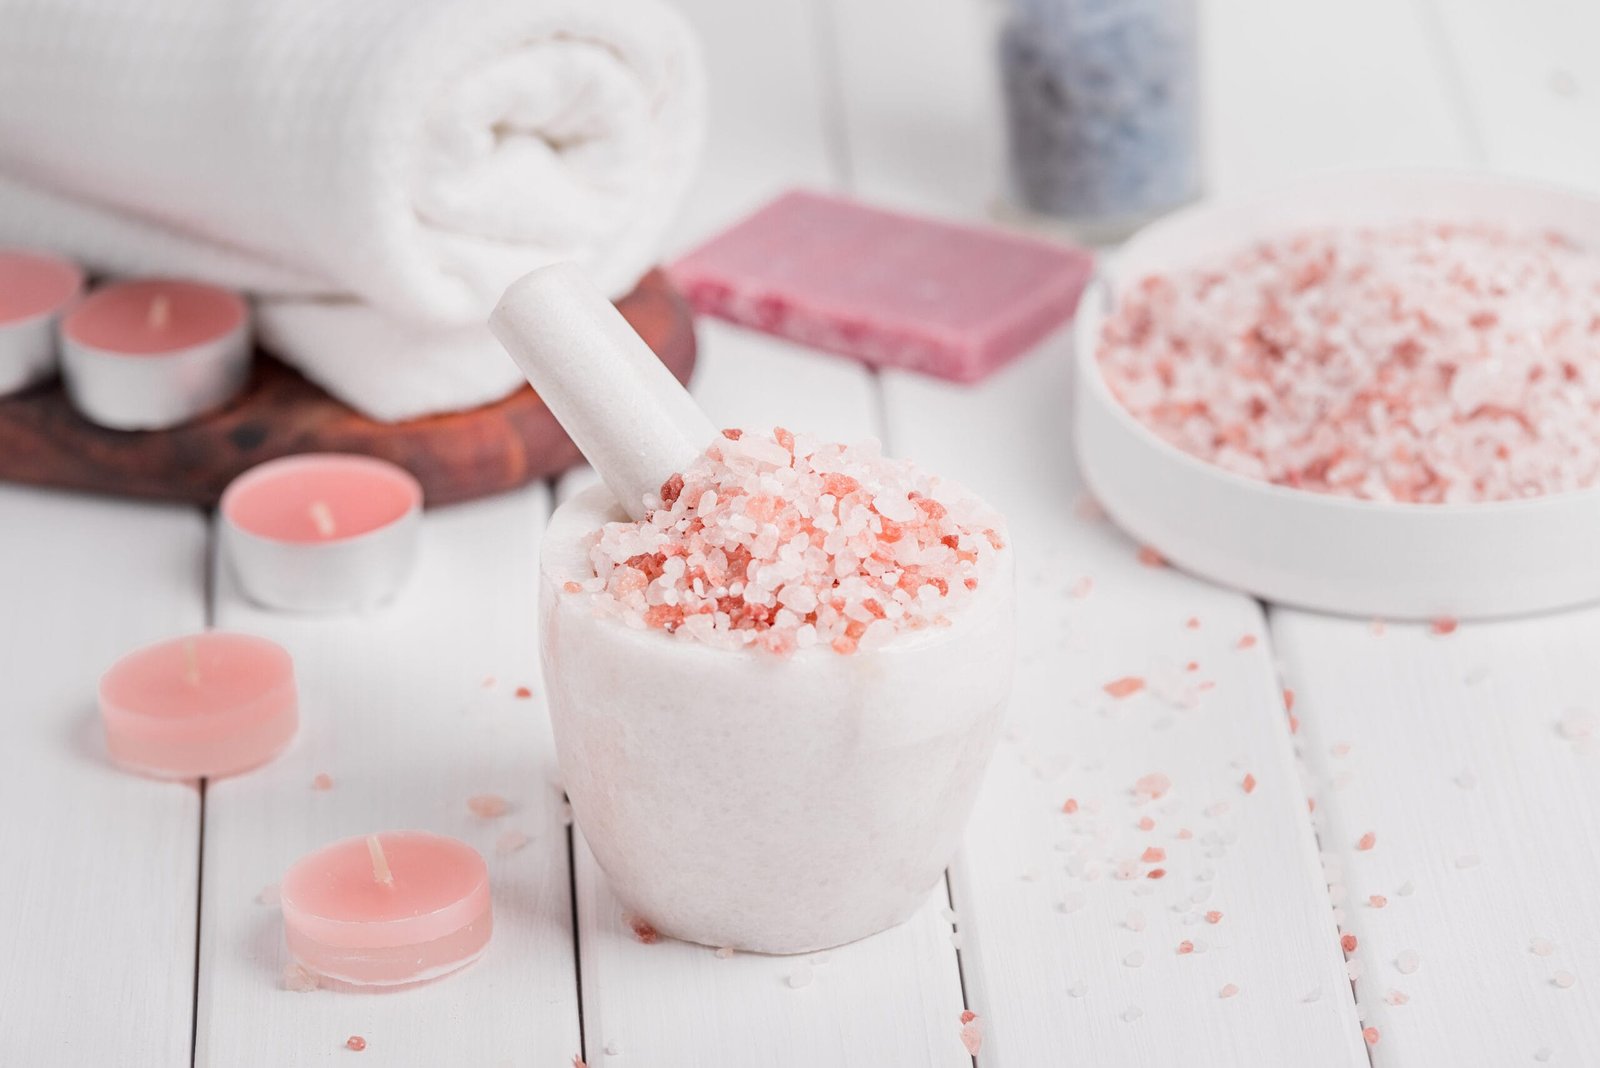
[1133,772,1172,801]
[514,686,533,699]
[495,830,531,856]
[282,964,318,992]
[1177,940,1195,955]
[467,794,510,819]
[787,964,814,989]
[1124,951,1145,968]
[1302,989,1321,1004]
[1240,773,1257,794]
[1104,676,1146,699]
[959,1012,983,1055]
[1558,710,1595,740]
[603,1041,622,1057]
[311,773,333,791]
[1455,771,1478,789]
[1097,222,1600,503]
[1552,970,1577,989]
[1397,880,1415,897]
[1396,949,1421,975]
[1124,909,1146,932]
[1455,853,1482,870]
[1121,1005,1144,1022]
[256,884,279,907]
[1369,895,1388,909]
[346,1035,367,1052]
[1219,983,1239,999]
[1059,892,1087,914]
[1364,1027,1381,1047]
[1531,937,1556,957]
[1068,980,1088,998]
[579,429,1006,656]
[1386,989,1410,1006]
[1535,1047,1554,1063]
[715,946,734,959]
[626,915,659,945]
[1357,831,1376,851]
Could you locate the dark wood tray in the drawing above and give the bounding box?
[0,269,695,507]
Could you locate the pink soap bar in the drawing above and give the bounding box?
[670,190,1094,382]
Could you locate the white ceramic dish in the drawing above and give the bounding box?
[541,483,1015,954]
[1074,170,1600,619]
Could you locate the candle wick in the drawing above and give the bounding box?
[147,295,172,330]
[181,638,201,686]
[366,835,395,887]
[308,501,337,539]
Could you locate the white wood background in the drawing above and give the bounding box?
[2,0,1598,1064]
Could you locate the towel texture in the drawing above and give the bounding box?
[0,0,705,420]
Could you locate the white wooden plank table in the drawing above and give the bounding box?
[4,1,1600,1064]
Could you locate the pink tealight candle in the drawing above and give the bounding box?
[281,832,492,989]
[99,632,298,779]
[60,278,251,430]
[220,453,424,613]
[0,248,84,395]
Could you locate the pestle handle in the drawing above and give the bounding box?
[490,263,716,520]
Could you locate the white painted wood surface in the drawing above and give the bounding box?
[5,0,1600,1064]
[196,485,582,1067]
[1272,613,1600,1065]
[0,488,205,1064]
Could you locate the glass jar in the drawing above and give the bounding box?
[998,0,1202,242]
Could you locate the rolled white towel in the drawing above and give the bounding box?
[0,0,705,421]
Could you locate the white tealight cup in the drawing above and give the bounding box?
[60,278,251,430]
[541,483,1016,954]
[0,249,84,396]
[220,454,424,614]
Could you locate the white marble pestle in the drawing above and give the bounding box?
[489,262,716,520]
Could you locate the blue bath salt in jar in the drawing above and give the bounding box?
[999,0,1201,241]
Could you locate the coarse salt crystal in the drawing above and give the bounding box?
[1396,949,1421,974]
[468,794,510,819]
[1121,1005,1144,1022]
[787,964,814,989]
[1097,222,1600,503]
[1531,937,1556,957]
[1133,772,1171,800]
[1553,970,1577,989]
[576,429,1005,656]
[495,830,532,856]
[1219,983,1239,999]
[959,1014,983,1056]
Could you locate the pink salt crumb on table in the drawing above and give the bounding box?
[670,190,1093,383]
[1097,222,1600,503]
[577,427,1006,656]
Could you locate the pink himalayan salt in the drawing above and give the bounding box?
[959,1011,983,1055]
[580,428,1006,655]
[1097,222,1600,503]
[671,190,1093,383]
[467,794,510,819]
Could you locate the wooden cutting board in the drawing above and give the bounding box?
[0,269,695,507]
